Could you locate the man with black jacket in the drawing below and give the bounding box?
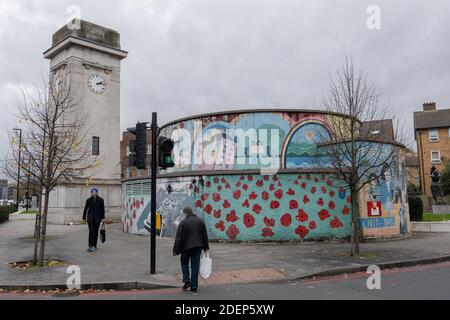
[82,188,105,252]
[173,207,209,292]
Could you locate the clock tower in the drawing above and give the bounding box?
[43,20,128,224]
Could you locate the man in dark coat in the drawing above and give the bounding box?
[82,188,105,252]
[173,207,209,292]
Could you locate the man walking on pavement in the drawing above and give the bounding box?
[82,188,105,252]
[173,207,209,292]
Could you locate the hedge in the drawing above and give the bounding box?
[407,184,424,221]
[0,205,16,224]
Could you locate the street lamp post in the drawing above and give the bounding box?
[13,128,22,210]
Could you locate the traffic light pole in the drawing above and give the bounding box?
[150,112,157,274]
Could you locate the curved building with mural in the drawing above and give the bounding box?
[121,109,410,241]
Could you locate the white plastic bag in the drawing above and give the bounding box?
[200,252,212,279]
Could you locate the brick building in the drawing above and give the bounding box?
[405,149,420,188]
[413,102,450,197]
[120,129,153,179]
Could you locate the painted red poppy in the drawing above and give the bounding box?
[212,192,221,202]
[214,209,221,219]
[217,185,223,192]
[215,221,225,231]
[278,181,282,187]
[317,198,324,206]
[280,213,292,227]
[264,216,275,227]
[213,177,219,183]
[194,186,199,194]
[296,209,308,222]
[242,199,250,208]
[297,174,302,179]
[273,175,279,181]
[329,190,335,197]
[223,200,231,209]
[287,188,295,196]
[252,204,262,214]
[243,184,249,191]
[328,201,336,209]
[306,174,311,180]
[293,180,299,185]
[314,177,319,183]
[270,200,280,209]
[290,200,299,210]
[262,191,269,201]
[269,184,275,191]
[204,204,213,214]
[301,182,307,189]
[240,175,245,180]
[263,175,270,181]
[205,181,211,188]
[235,181,241,188]
[244,213,255,228]
[303,195,310,204]
[256,180,263,187]
[226,210,239,222]
[330,216,343,228]
[233,190,241,200]
[201,193,209,201]
[261,227,275,238]
[274,189,283,199]
[221,177,227,184]
[226,224,239,240]
[195,200,203,208]
[318,209,330,221]
[295,225,309,239]
[311,186,317,194]
[327,179,333,186]
[249,191,258,200]
[342,205,350,215]
[225,183,231,189]
[309,221,317,229]
[347,195,352,203]
[248,175,253,181]
[321,186,327,194]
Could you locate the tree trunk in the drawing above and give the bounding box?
[351,190,360,257]
[38,192,50,267]
[32,192,42,265]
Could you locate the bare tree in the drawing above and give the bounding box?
[318,57,406,256]
[3,74,101,266]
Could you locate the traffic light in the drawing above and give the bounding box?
[158,136,175,169]
[127,122,147,170]
[135,122,148,170]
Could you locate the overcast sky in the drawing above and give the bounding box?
[1,0,450,179]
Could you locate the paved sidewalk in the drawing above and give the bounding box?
[1,220,450,290]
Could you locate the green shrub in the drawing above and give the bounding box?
[441,162,450,196]
[0,205,16,224]
[409,197,424,221]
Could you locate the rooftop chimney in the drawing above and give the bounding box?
[423,102,436,111]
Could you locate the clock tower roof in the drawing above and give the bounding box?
[43,20,128,60]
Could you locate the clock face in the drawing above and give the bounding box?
[88,74,106,94]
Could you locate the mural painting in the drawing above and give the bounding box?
[123,110,410,240]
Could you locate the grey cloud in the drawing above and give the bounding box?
[1,0,450,179]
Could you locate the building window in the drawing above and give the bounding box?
[126,145,130,156]
[126,167,132,178]
[428,129,439,142]
[92,137,100,155]
[137,169,143,177]
[147,144,152,155]
[431,151,441,164]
